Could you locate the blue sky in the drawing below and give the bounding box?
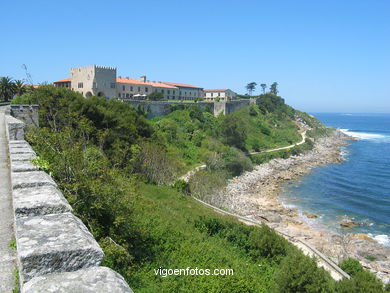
[1,0,389,113]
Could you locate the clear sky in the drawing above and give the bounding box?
[1,0,389,113]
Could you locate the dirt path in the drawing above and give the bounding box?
[0,106,17,292]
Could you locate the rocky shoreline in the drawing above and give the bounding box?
[206,130,390,284]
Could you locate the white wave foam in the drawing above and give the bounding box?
[368,234,390,247]
[340,129,386,140]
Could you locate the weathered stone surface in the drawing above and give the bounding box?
[11,160,39,172]
[16,213,104,283]
[13,185,72,217]
[12,171,57,189]
[9,140,29,146]
[9,141,31,148]
[6,115,25,140]
[23,267,133,293]
[9,147,35,155]
[10,152,36,162]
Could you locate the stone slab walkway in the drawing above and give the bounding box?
[0,106,17,292]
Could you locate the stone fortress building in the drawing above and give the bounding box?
[54,65,236,101]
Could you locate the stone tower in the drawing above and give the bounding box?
[70,65,117,98]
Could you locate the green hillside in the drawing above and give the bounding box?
[11,86,386,292]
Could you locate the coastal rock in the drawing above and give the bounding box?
[303,211,319,218]
[23,267,133,293]
[340,221,359,229]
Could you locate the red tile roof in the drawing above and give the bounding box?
[204,89,228,92]
[117,78,178,89]
[162,82,203,89]
[53,78,71,83]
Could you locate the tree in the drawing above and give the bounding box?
[147,92,164,101]
[220,114,247,150]
[246,82,257,96]
[0,76,15,102]
[260,83,267,94]
[14,79,27,96]
[270,82,279,95]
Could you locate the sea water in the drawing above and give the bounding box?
[279,113,390,247]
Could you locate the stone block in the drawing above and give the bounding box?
[13,185,72,217]
[9,140,29,146]
[12,171,57,189]
[16,213,104,283]
[6,115,25,140]
[23,267,133,293]
[9,147,35,155]
[11,161,39,173]
[9,141,31,148]
[10,153,36,162]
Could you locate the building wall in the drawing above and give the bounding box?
[176,87,202,100]
[204,89,237,101]
[117,82,152,99]
[126,99,250,118]
[71,65,117,98]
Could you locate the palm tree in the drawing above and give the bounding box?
[260,83,267,94]
[246,82,257,96]
[14,79,27,96]
[0,76,16,102]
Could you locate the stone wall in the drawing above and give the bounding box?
[126,99,253,118]
[5,115,133,292]
[10,105,39,128]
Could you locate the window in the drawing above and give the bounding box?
[78,82,83,88]
[138,87,140,92]
[145,87,148,92]
[123,85,125,91]
[167,90,170,94]
[162,89,164,94]
[118,93,121,98]
[126,93,129,98]
[110,83,116,89]
[130,86,133,91]
[211,93,213,97]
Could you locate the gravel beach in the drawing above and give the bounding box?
[206,130,390,284]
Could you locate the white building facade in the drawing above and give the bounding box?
[203,89,237,101]
[54,65,203,100]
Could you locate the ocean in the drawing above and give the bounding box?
[279,113,390,247]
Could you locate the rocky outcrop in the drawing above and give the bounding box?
[5,111,133,292]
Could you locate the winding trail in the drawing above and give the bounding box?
[248,130,307,155]
[180,129,350,281]
[0,106,17,292]
[180,129,307,181]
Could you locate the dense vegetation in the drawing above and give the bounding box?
[12,86,386,292]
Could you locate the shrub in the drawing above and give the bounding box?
[249,224,288,260]
[273,252,334,293]
[336,258,385,293]
[222,147,252,177]
[188,170,226,199]
[173,180,190,195]
[219,114,247,150]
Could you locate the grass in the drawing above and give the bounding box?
[127,183,278,292]
[12,268,20,293]
[9,237,16,250]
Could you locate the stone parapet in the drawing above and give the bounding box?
[16,213,104,283]
[23,267,133,293]
[4,111,133,292]
[13,185,72,218]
